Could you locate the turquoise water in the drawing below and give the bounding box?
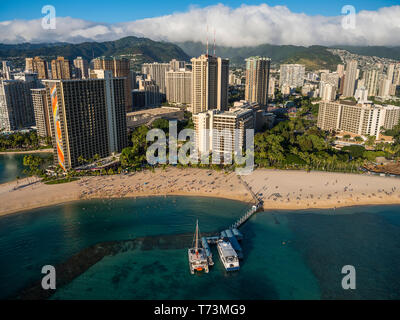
[0,154,27,184]
[0,197,400,300]
[0,196,249,299]
[0,153,52,184]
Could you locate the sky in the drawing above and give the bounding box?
[0,1,399,46]
[1,0,399,22]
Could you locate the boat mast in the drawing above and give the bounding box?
[195,219,199,254]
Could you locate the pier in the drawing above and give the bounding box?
[230,204,259,229]
[230,175,264,229]
[201,237,214,266]
[197,177,263,272]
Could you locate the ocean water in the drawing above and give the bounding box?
[0,197,399,300]
[0,153,52,184]
[0,196,249,299]
[0,154,27,184]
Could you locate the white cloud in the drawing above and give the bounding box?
[0,4,399,46]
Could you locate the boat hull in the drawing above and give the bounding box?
[216,240,240,272]
[225,266,240,272]
[188,248,209,274]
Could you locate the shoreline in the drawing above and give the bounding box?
[1,167,400,217]
[6,193,400,219]
[0,149,53,155]
[1,193,252,218]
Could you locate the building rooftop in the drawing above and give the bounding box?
[214,107,253,118]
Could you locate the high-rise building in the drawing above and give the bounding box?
[92,57,132,111]
[393,65,400,86]
[337,64,345,94]
[73,57,89,79]
[337,64,345,78]
[379,77,392,98]
[132,90,146,109]
[51,56,72,80]
[129,70,137,90]
[165,70,192,106]
[317,100,400,139]
[387,63,396,84]
[0,74,40,131]
[193,107,254,159]
[169,59,186,72]
[389,84,398,97]
[31,88,51,137]
[44,73,127,170]
[386,64,398,97]
[25,58,33,73]
[279,64,305,89]
[319,82,336,101]
[217,57,229,111]
[342,60,358,97]
[268,77,276,99]
[25,57,48,79]
[137,79,161,107]
[363,68,381,97]
[245,56,271,106]
[1,61,12,80]
[191,54,229,114]
[141,62,170,94]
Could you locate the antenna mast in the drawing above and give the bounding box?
[206,25,209,56]
[213,28,216,56]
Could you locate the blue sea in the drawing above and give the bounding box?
[0,153,52,184]
[0,196,399,300]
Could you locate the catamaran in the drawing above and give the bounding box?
[188,220,209,274]
[217,239,240,271]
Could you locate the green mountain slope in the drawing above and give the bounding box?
[2,36,397,72]
[0,36,190,65]
[176,41,341,70]
[332,46,400,60]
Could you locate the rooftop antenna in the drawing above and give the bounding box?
[213,28,216,57]
[206,25,209,56]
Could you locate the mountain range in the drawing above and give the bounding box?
[0,36,190,68]
[0,36,399,71]
[177,42,343,70]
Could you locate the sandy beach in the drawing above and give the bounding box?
[1,167,400,217]
[0,149,53,155]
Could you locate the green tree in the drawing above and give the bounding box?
[120,125,149,168]
[151,119,170,133]
[365,135,376,147]
[23,155,45,177]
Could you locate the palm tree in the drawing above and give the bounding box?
[365,135,376,148]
